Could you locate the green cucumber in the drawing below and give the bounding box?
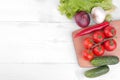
[85,65,109,78]
[91,56,119,67]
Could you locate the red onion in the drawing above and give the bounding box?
[75,11,90,28]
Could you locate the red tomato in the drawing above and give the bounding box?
[93,31,105,43]
[104,26,116,38]
[82,49,94,61]
[103,39,117,51]
[84,37,94,49]
[93,45,105,56]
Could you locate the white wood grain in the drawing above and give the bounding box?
[0,0,119,22]
[0,22,78,63]
[0,64,119,80]
[0,0,70,22]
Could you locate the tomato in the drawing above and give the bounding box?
[84,37,94,49]
[82,49,94,61]
[104,26,116,38]
[93,45,105,56]
[93,31,105,43]
[103,39,117,51]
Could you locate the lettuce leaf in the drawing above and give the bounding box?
[59,0,114,19]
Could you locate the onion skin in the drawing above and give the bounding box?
[75,11,90,28]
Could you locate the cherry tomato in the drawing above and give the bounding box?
[104,26,116,38]
[84,37,94,49]
[82,49,94,61]
[93,45,105,56]
[103,39,117,51]
[93,31,105,43]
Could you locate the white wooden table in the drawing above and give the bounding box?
[0,0,120,80]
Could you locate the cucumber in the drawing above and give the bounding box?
[85,65,109,78]
[91,56,119,67]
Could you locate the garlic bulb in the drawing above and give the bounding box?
[91,7,106,24]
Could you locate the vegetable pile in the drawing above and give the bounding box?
[58,0,119,78]
[81,22,117,61]
[59,0,114,19]
[59,0,115,28]
[75,22,119,78]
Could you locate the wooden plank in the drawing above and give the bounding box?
[0,0,119,22]
[0,64,77,80]
[0,64,119,80]
[0,0,71,22]
[0,22,79,63]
